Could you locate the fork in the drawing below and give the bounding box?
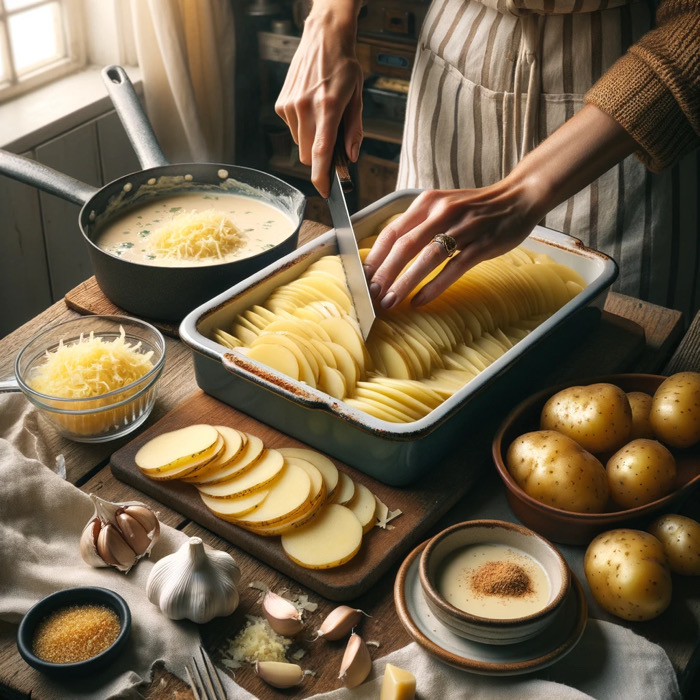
[185,645,228,700]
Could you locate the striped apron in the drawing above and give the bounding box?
[397,0,700,319]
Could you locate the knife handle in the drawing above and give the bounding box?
[332,126,354,194]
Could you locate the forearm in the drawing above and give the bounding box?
[509,105,640,223]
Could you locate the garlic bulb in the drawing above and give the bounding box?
[80,494,160,573]
[146,537,241,623]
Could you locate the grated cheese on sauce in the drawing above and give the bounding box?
[28,328,154,399]
[146,209,243,261]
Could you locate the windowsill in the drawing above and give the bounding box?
[0,64,143,153]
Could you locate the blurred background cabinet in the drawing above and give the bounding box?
[235,0,431,215]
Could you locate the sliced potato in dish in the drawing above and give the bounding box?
[281,504,363,569]
[245,343,300,380]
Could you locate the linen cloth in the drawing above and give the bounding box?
[0,395,682,699]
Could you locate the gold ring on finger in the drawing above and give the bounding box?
[433,233,458,258]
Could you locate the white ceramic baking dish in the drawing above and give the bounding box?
[180,190,618,486]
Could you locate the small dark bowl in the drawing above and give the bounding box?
[493,374,700,545]
[17,587,131,678]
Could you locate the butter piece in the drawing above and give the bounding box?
[380,664,416,700]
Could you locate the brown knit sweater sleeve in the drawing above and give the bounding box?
[585,0,700,172]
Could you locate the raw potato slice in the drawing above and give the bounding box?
[196,449,285,499]
[182,425,244,482]
[194,432,264,485]
[247,493,326,536]
[246,343,300,380]
[281,504,363,569]
[331,471,356,505]
[319,317,366,373]
[284,456,327,509]
[319,365,347,399]
[199,487,270,520]
[139,437,223,481]
[135,424,221,474]
[278,447,339,497]
[235,462,312,527]
[346,482,378,534]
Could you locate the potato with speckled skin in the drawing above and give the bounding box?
[627,391,655,439]
[648,514,700,576]
[584,529,672,621]
[506,430,609,513]
[606,439,677,509]
[540,383,633,454]
[650,372,700,448]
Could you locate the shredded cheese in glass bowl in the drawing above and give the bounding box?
[15,315,166,442]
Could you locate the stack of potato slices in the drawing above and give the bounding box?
[135,425,385,569]
[211,237,585,422]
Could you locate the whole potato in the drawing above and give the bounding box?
[650,371,700,448]
[647,514,700,576]
[627,391,655,439]
[540,383,633,454]
[584,528,672,621]
[506,430,609,513]
[606,439,677,509]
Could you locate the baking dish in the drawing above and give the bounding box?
[180,190,618,486]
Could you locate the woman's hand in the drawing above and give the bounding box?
[275,0,363,198]
[364,105,639,309]
[363,179,545,309]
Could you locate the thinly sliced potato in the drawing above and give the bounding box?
[281,504,363,569]
[278,447,339,497]
[135,424,221,474]
[199,487,270,519]
[245,343,300,380]
[182,425,244,482]
[235,462,312,527]
[196,449,285,499]
[330,471,356,505]
[194,432,264,485]
[346,482,378,534]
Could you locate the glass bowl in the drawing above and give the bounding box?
[15,315,165,443]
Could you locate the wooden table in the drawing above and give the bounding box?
[1,221,698,699]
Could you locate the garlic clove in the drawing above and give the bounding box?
[255,660,304,689]
[80,518,109,568]
[97,523,137,571]
[316,605,366,640]
[338,632,372,688]
[80,495,160,572]
[262,591,304,636]
[123,504,160,538]
[116,511,152,556]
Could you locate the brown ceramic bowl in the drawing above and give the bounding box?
[419,520,570,645]
[493,374,700,545]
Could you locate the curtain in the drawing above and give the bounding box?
[127,0,236,164]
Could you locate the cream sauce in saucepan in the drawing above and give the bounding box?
[95,192,295,267]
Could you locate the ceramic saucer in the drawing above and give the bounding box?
[394,541,587,676]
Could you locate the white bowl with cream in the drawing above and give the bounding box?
[419,520,570,645]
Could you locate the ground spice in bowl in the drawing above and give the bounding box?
[32,603,121,663]
[470,561,535,598]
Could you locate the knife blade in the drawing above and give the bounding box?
[327,138,376,340]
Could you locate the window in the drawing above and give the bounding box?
[0,0,85,102]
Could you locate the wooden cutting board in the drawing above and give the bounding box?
[111,390,488,601]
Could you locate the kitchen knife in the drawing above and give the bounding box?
[327,137,376,339]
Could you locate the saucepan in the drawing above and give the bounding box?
[0,65,306,322]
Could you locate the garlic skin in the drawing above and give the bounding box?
[338,633,372,688]
[146,537,241,623]
[80,494,160,572]
[262,591,304,636]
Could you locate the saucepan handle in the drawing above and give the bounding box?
[102,65,170,169]
[0,151,98,206]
